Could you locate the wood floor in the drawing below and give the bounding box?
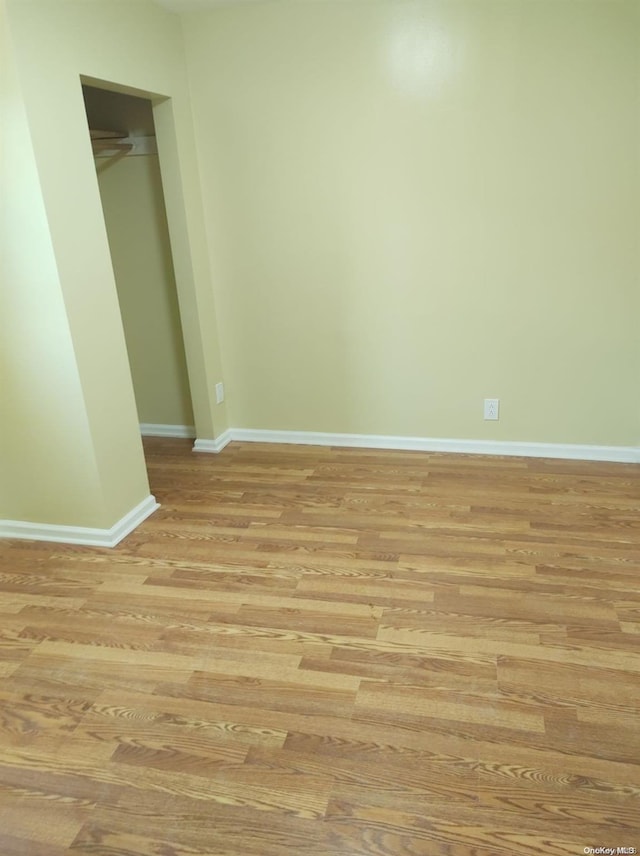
[1,438,639,856]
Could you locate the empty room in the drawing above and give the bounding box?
[1,0,639,854]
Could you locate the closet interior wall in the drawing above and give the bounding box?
[83,85,194,433]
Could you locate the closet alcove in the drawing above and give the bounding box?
[82,84,195,436]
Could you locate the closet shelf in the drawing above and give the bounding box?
[89,128,127,140]
[90,128,157,160]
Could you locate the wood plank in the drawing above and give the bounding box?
[0,437,638,854]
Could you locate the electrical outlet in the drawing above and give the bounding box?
[215,382,224,404]
[484,398,499,421]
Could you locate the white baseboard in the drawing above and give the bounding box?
[193,430,232,454]
[196,428,639,464]
[0,494,159,548]
[140,423,195,438]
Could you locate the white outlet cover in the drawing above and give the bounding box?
[484,398,499,420]
[215,382,224,404]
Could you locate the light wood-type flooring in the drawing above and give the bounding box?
[1,437,639,856]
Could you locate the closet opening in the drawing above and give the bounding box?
[81,83,196,452]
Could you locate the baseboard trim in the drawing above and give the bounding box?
[140,423,195,439]
[193,430,232,454]
[0,495,159,548]
[211,428,639,464]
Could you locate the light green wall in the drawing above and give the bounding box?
[1,0,105,525]
[183,0,640,446]
[2,0,226,530]
[2,0,638,538]
[97,154,194,428]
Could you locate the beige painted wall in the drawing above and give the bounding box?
[97,154,194,428]
[2,0,226,530]
[183,0,640,447]
[1,0,105,525]
[2,0,638,538]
